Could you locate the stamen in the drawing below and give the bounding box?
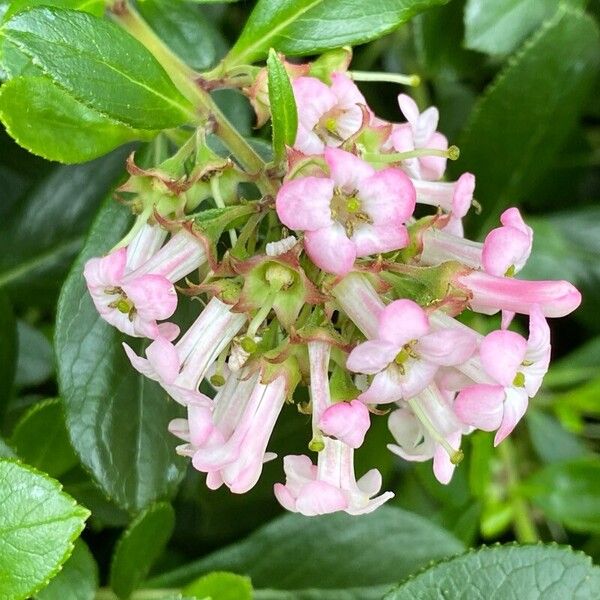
[407,397,464,465]
[513,372,525,388]
[364,145,460,164]
[349,70,421,87]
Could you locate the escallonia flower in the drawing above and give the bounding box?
[454,304,551,445]
[84,226,208,339]
[276,147,416,275]
[346,299,477,404]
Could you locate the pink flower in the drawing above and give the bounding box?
[388,383,465,484]
[454,305,551,445]
[391,94,449,181]
[274,438,394,516]
[420,207,533,277]
[346,299,477,404]
[84,228,207,339]
[123,298,246,405]
[458,271,581,318]
[320,400,370,449]
[190,373,287,494]
[293,73,368,154]
[276,148,415,275]
[412,172,475,236]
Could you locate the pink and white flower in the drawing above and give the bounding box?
[293,73,368,154]
[412,172,475,236]
[123,297,246,405]
[276,148,415,275]
[391,94,449,181]
[346,299,477,404]
[388,383,465,484]
[454,305,551,445]
[420,207,533,277]
[84,228,207,339]
[274,438,394,516]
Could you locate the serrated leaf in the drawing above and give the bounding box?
[521,458,600,534]
[267,49,297,163]
[10,398,78,478]
[110,503,175,599]
[55,199,186,512]
[148,506,464,591]
[0,77,156,163]
[0,459,89,600]
[1,7,194,129]
[224,0,449,67]
[15,320,53,388]
[0,149,127,309]
[464,0,585,56]
[36,539,98,600]
[454,7,600,232]
[183,572,252,600]
[0,291,16,410]
[384,544,600,599]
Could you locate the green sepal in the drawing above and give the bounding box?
[193,202,260,243]
[329,363,360,403]
[309,47,353,83]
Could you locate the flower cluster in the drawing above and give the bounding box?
[83,57,581,517]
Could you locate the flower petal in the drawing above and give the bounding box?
[454,384,505,431]
[122,274,177,321]
[292,76,337,130]
[319,400,371,448]
[495,387,528,445]
[358,366,403,405]
[351,222,409,257]
[480,330,527,387]
[83,248,127,289]
[304,223,356,275]
[346,339,398,374]
[324,147,374,192]
[295,480,348,516]
[145,337,180,384]
[417,329,477,366]
[378,299,430,347]
[275,177,334,231]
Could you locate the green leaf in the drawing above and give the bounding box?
[3,0,104,21]
[384,544,600,599]
[267,49,298,163]
[455,7,600,232]
[0,149,127,309]
[225,0,449,67]
[15,320,53,388]
[0,291,16,409]
[110,503,175,599]
[10,398,79,478]
[55,200,186,512]
[0,77,156,164]
[0,459,89,600]
[136,0,225,71]
[1,7,194,129]
[148,506,464,591]
[464,0,585,56]
[36,539,98,600]
[184,572,252,600]
[521,458,600,533]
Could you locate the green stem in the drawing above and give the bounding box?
[95,588,179,600]
[499,438,539,543]
[363,145,460,164]
[349,70,421,87]
[109,2,274,193]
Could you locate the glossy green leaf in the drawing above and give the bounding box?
[183,572,252,600]
[225,0,449,67]
[0,77,156,164]
[0,291,16,409]
[464,0,584,56]
[10,399,78,478]
[455,7,600,232]
[36,539,98,600]
[149,506,464,591]
[136,0,226,71]
[0,459,89,600]
[0,149,127,308]
[521,458,600,533]
[15,320,53,388]
[3,0,103,21]
[267,49,298,163]
[384,545,600,599]
[1,7,194,129]
[110,503,175,599]
[55,200,186,512]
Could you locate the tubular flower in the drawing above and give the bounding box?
[276,147,415,275]
[84,228,207,339]
[454,305,551,445]
[346,299,477,404]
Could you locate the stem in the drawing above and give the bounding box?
[110,2,275,193]
[499,438,539,543]
[349,70,421,87]
[95,589,179,600]
[363,145,460,164]
[210,176,238,246]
